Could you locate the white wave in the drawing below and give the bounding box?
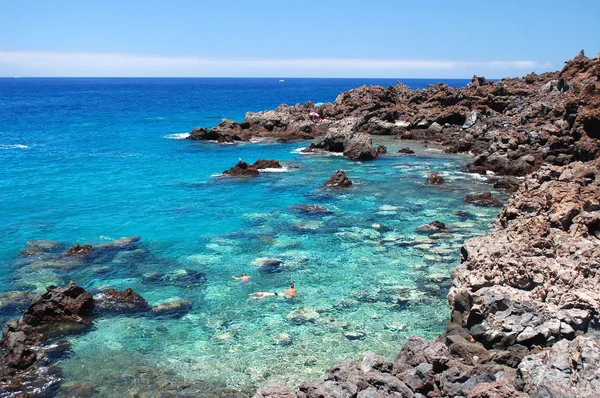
[293,147,344,156]
[0,144,29,149]
[260,167,291,173]
[146,116,166,121]
[211,173,225,177]
[164,133,190,140]
[424,148,443,153]
[465,173,488,181]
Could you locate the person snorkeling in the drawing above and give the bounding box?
[249,281,297,299]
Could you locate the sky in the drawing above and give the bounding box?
[0,0,598,78]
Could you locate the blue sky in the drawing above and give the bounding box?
[0,0,598,78]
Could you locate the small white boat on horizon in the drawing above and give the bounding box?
[279,79,285,82]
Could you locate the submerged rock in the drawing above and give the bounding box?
[464,192,502,206]
[94,288,150,314]
[324,169,353,187]
[64,244,93,257]
[289,204,334,216]
[416,221,448,233]
[287,307,320,324]
[151,299,193,316]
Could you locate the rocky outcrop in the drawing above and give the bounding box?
[223,160,260,176]
[304,118,379,160]
[0,279,194,395]
[324,170,353,187]
[427,172,445,184]
[223,159,283,176]
[448,159,600,353]
[1,282,93,379]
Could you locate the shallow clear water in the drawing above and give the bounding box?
[0,78,501,396]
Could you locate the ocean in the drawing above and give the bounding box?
[0,77,502,396]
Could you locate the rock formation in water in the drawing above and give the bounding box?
[324,169,353,187]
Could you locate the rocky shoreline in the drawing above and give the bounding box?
[248,52,599,397]
[1,51,599,397]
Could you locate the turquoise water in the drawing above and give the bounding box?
[0,78,501,396]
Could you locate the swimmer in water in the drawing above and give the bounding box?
[284,281,297,298]
[232,273,251,282]
[249,291,279,299]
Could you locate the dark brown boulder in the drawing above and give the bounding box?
[223,160,259,177]
[427,173,445,184]
[94,288,150,314]
[253,159,282,169]
[417,221,448,233]
[22,282,94,327]
[377,145,388,154]
[1,282,94,376]
[64,243,93,257]
[464,192,502,206]
[398,147,415,154]
[324,170,352,187]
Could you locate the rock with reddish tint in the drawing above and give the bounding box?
[253,159,282,169]
[377,145,387,154]
[1,282,94,377]
[324,170,352,187]
[223,161,259,177]
[64,243,93,257]
[464,192,502,206]
[253,381,298,398]
[22,282,94,327]
[427,172,445,184]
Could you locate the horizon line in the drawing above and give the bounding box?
[0,50,553,80]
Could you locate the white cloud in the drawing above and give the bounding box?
[0,51,549,78]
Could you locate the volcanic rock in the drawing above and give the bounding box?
[253,159,283,169]
[223,160,259,177]
[427,172,445,184]
[324,170,352,187]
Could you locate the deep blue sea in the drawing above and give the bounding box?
[0,77,502,396]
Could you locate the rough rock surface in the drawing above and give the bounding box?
[449,159,600,352]
[1,281,94,395]
[223,160,260,176]
[324,170,353,187]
